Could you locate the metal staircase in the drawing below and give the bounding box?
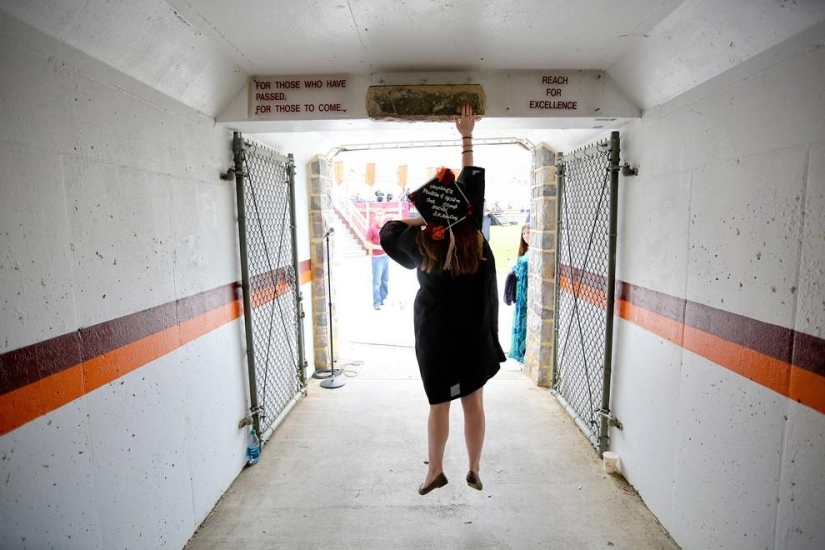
[333,211,368,258]
[332,198,369,258]
[331,198,411,259]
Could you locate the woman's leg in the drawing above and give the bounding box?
[424,401,451,486]
[460,387,485,473]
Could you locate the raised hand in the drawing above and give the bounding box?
[454,103,478,138]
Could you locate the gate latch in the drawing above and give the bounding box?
[238,406,263,429]
[620,162,639,177]
[220,167,248,181]
[598,409,624,430]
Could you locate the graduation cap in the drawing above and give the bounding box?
[407,167,483,269]
[408,168,475,238]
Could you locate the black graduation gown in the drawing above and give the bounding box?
[380,167,505,404]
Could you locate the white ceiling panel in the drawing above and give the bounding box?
[1,0,248,117]
[2,0,823,145]
[608,0,825,108]
[167,0,680,74]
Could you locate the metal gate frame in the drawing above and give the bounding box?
[552,131,620,455]
[232,131,307,441]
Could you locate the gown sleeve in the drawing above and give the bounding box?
[457,166,485,228]
[379,220,422,270]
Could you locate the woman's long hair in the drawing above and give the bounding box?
[417,221,484,276]
[518,224,530,257]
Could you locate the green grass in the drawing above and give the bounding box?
[488,225,523,272]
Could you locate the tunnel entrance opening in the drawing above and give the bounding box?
[238,118,623,442]
[328,140,534,373]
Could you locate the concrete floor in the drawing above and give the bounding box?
[185,256,679,549]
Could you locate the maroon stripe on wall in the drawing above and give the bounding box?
[616,281,823,376]
[559,264,609,293]
[613,279,798,368]
[81,283,239,360]
[0,283,239,396]
[250,266,292,291]
[175,283,240,323]
[0,332,83,396]
[792,331,825,377]
[562,265,825,378]
[683,301,794,366]
[79,302,179,361]
[615,281,686,324]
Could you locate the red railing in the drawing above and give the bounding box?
[333,199,411,244]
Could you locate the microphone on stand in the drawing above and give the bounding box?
[317,224,344,389]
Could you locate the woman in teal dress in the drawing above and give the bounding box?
[509,225,530,362]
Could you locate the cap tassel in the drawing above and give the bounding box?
[443,229,457,271]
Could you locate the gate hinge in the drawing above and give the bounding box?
[620,162,639,177]
[598,409,624,430]
[238,406,263,429]
[220,167,247,181]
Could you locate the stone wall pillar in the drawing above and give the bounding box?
[523,144,557,387]
[306,155,338,370]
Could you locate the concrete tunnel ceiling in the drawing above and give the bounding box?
[3,0,824,150]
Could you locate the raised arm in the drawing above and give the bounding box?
[454,103,478,167]
[399,216,425,226]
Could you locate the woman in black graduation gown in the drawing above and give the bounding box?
[380,104,505,495]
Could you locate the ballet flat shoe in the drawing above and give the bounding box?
[466,471,483,491]
[418,472,448,495]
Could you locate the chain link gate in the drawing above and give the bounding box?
[232,132,307,438]
[553,131,620,454]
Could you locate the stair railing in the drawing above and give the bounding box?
[334,197,412,247]
[333,197,369,245]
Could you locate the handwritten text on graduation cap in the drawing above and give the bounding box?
[420,185,465,224]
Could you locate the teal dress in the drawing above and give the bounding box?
[509,254,529,362]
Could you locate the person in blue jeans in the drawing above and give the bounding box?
[366,210,389,309]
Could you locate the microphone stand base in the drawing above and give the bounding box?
[320,377,346,389]
[311,368,344,379]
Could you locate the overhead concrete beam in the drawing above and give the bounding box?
[365,84,485,121]
[219,71,640,133]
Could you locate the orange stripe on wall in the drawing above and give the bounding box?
[616,299,684,347]
[251,281,292,308]
[250,262,311,306]
[0,365,85,437]
[789,366,825,415]
[615,298,824,415]
[558,275,607,309]
[683,325,792,397]
[251,262,312,306]
[299,259,311,285]
[0,299,242,436]
[179,300,243,344]
[557,269,825,415]
[82,324,182,394]
[83,300,243,393]
[0,261,310,436]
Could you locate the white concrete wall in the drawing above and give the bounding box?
[609,34,824,550]
[0,15,256,550]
